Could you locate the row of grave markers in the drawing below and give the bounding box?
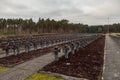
[0,34,100,57]
[53,34,101,61]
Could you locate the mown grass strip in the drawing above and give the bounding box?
[108,33,120,36]
[26,73,65,80]
[0,66,8,73]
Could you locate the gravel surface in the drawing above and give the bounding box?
[103,36,120,80]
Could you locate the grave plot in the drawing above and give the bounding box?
[0,34,98,67]
[0,41,77,67]
[41,36,105,80]
[0,42,68,67]
[0,47,53,67]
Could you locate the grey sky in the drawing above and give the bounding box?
[0,0,120,25]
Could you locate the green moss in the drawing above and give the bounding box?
[26,73,65,80]
[0,66,8,73]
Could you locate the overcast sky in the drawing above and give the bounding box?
[0,0,120,25]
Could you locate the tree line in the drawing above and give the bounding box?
[0,18,120,35]
[88,23,120,33]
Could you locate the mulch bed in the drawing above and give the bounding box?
[41,36,105,80]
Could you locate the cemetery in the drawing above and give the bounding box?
[0,34,99,67]
[0,0,120,79]
[0,34,106,80]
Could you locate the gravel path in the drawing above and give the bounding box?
[0,51,64,80]
[103,36,120,80]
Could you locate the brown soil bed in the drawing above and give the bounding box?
[41,36,105,80]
